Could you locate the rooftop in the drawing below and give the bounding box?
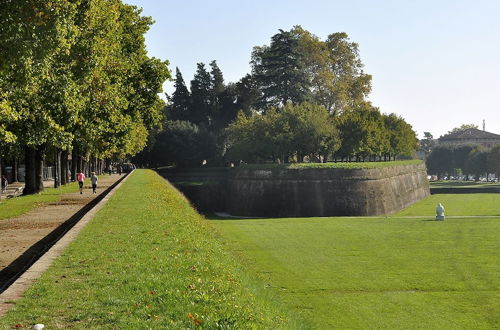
[439,128,500,141]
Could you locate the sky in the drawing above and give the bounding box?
[124,0,500,139]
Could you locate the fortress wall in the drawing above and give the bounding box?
[159,163,430,217]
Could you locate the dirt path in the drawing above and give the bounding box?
[0,175,122,273]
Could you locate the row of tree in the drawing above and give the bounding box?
[426,144,500,180]
[134,26,417,167]
[0,0,170,194]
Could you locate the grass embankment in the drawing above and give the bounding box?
[0,170,302,329]
[430,181,500,189]
[396,193,500,216]
[210,214,500,329]
[241,159,422,170]
[0,182,79,220]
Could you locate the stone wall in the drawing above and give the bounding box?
[158,163,430,217]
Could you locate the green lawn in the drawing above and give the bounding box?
[0,170,302,329]
[0,182,79,220]
[210,215,500,329]
[396,193,500,217]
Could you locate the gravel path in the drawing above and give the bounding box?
[0,175,122,272]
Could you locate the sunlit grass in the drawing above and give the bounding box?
[210,215,500,329]
[395,193,500,216]
[0,170,303,329]
[0,182,79,220]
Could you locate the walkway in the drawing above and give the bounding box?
[0,174,123,285]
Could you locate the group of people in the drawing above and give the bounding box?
[77,171,99,194]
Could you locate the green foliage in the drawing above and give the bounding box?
[447,123,479,134]
[0,170,302,328]
[226,102,340,163]
[251,28,311,108]
[486,144,500,178]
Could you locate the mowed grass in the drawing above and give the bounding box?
[396,193,500,216]
[0,182,79,220]
[210,215,500,329]
[0,170,302,329]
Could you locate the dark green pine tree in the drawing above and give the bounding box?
[209,60,225,130]
[167,67,191,121]
[190,63,212,127]
[252,29,310,109]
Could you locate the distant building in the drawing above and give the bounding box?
[439,128,500,148]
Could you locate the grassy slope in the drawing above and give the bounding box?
[210,216,500,329]
[0,182,79,220]
[0,170,303,329]
[396,193,500,216]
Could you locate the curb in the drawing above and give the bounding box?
[0,171,133,317]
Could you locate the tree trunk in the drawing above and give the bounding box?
[13,157,18,182]
[35,146,45,193]
[24,146,37,195]
[71,149,77,181]
[61,150,68,185]
[54,148,62,188]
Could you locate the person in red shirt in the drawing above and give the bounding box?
[77,171,86,194]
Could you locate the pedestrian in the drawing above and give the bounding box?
[77,170,85,194]
[1,175,7,193]
[91,172,98,194]
[118,166,122,175]
[108,165,112,176]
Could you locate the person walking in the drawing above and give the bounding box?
[77,171,86,194]
[1,175,7,193]
[91,172,98,194]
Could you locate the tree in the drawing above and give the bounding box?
[420,132,435,157]
[251,28,310,108]
[383,113,417,160]
[0,0,82,193]
[447,123,479,134]
[168,68,191,121]
[486,144,500,181]
[464,146,488,180]
[426,145,454,179]
[336,103,387,161]
[190,63,212,127]
[226,103,340,163]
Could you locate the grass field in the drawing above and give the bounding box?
[210,214,500,329]
[0,182,79,220]
[0,170,302,329]
[395,193,500,216]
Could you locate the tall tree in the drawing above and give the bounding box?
[190,63,212,126]
[251,28,310,108]
[168,67,191,121]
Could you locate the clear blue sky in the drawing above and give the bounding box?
[125,0,500,138]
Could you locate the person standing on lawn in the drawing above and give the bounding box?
[77,171,85,194]
[91,172,98,194]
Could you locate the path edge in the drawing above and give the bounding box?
[0,171,134,317]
